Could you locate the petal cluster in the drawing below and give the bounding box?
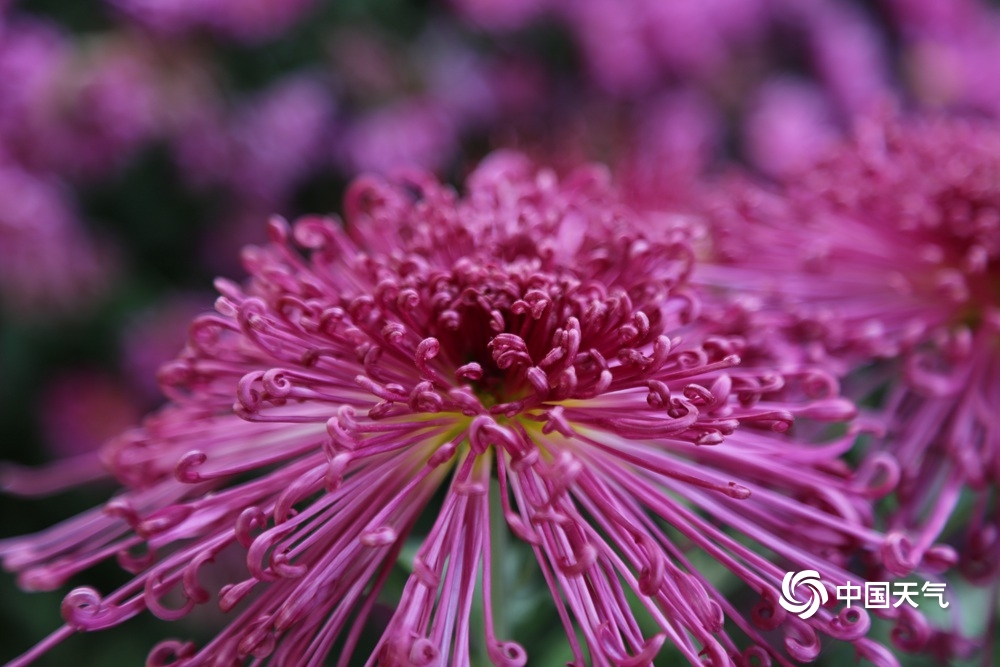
[697,113,1000,585]
[1,153,949,666]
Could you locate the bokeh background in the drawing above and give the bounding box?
[1,0,998,664]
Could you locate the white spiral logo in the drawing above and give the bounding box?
[778,570,828,619]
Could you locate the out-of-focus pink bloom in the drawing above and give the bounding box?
[617,90,721,209]
[0,153,936,666]
[107,0,199,37]
[480,55,550,120]
[172,75,333,202]
[123,296,215,405]
[0,21,160,179]
[743,78,840,179]
[330,25,531,176]
[0,163,111,314]
[0,19,118,313]
[167,72,335,269]
[168,97,231,192]
[174,77,334,277]
[784,0,892,115]
[0,368,136,499]
[0,18,65,119]
[448,0,551,31]
[454,0,767,96]
[882,0,981,34]
[561,0,659,95]
[198,204,278,279]
[0,18,69,163]
[883,0,1000,115]
[698,114,1000,590]
[336,99,457,174]
[226,76,335,206]
[42,36,161,177]
[110,0,317,43]
[39,370,143,460]
[635,0,767,81]
[204,0,317,43]
[904,34,1000,114]
[327,28,402,100]
[420,33,502,128]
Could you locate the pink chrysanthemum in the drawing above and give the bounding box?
[0,19,160,180]
[451,0,769,96]
[697,114,1000,586]
[885,0,1000,116]
[0,162,111,314]
[2,154,940,666]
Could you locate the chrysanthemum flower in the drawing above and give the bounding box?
[0,18,160,180]
[742,78,839,180]
[884,0,1000,116]
[697,114,1000,586]
[0,161,111,314]
[452,0,769,96]
[2,153,938,666]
